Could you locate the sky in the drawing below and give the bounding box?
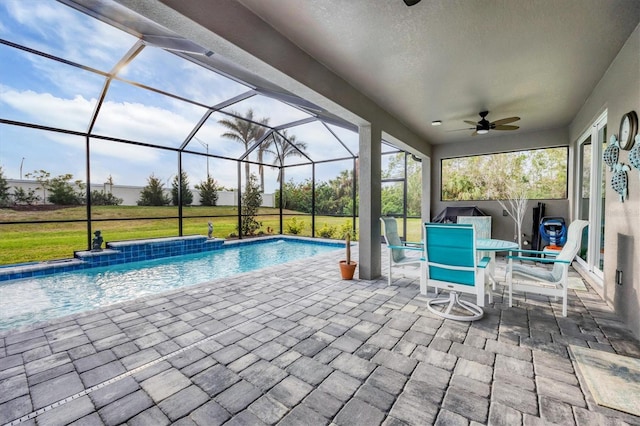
[0,0,362,193]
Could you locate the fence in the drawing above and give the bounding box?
[5,179,275,208]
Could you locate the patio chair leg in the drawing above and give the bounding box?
[427,292,483,321]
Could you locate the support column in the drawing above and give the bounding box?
[421,156,431,226]
[358,124,382,280]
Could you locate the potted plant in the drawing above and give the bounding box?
[339,231,357,280]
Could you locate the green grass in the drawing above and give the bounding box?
[0,206,422,265]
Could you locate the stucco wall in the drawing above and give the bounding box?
[6,180,275,208]
[569,23,640,339]
[430,127,570,244]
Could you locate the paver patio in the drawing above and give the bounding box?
[1,246,639,426]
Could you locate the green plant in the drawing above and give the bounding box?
[339,220,356,240]
[317,222,337,239]
[195,175,219,206]
[239,173,262,236]
[137,174,170,206]
[286,217,306,235]
[90,190,123,206]
[171,171,193,206]
[25,169,50,202]
[345,232,352,264]
[46,174,85,205]
[12,187,40,205]
[0,167,10,207]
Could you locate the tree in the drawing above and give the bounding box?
[219,109,269,189]
[254,124,271,192]
[22,171,85,205]
[0,167,9,207]
[239,173,262,236]
[137,174,170,206]
[271,130,308,185]
[195,175,220,206]
[441,148,567,201]
[493,183,529,248]
[25,169,50,203]
[12,187,40,205]
[171,171,193,206]
[47,174,85,205]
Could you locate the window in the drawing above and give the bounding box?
[441,147,568,201]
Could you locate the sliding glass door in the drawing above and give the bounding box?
[575,111,606,280]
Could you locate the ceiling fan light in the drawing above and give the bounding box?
[477,129,489,135]
[431,120,442,126]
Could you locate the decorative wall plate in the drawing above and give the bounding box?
[630,135,640,172]
[611,163,630,202]
[603,135,620,172]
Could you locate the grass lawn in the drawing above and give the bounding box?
[0,206,422,265]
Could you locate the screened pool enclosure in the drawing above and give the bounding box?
[0,0,421,264]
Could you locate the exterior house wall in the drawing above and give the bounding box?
[569,23,640,339]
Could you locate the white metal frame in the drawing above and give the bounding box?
[574,110,607,282]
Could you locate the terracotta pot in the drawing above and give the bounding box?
[339,260,357,280]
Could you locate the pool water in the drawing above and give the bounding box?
[0,239,341,331]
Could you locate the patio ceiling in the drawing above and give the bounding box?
[234,0,640,145]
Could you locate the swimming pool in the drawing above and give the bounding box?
[0,238,342,331]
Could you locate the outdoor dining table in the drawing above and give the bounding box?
[476,238,519,286]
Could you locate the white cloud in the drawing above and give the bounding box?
[0,85,95,131]
[3,0,136,71]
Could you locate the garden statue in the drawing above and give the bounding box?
[92,230,103,251]
[208,222,213,238]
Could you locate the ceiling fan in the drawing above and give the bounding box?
[463,111,520,136]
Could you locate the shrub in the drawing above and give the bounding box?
[12,187,40,205]
[46,174,85,205]
[0,167,9,207]
[340,220,356,240]
[317,223,337,238]
[91,190,123,206]
[286,217,306,235]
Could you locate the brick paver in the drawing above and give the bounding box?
[0,247,639,425]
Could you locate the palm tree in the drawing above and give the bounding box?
[271,130,309,185]
[254,126,271,192]
[219,109,269,189]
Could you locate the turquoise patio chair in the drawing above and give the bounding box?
[380,217,423,286]
[421,223,491,321]
[506,219,588,317]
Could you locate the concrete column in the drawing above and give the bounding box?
[358,124,382,280]
[421,156,431,226]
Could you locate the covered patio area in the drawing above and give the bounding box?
[2,247,639,425]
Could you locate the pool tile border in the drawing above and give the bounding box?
[0,235,345,282]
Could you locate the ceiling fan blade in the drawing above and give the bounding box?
[446,128,475,132]
[463,120,477,126]
[493,125,519,131]
[471,130,478,136]
[491,117,520,126]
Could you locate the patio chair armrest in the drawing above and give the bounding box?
[506,255,570,264]
[507,248,546,255]
[388,245,423,252]
[403,241,423,248]
[478,256,491,269]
